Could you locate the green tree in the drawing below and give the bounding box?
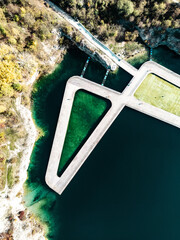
[0,132,5,143]
[12,83,22,92]
[164,20,172,28]
[117,0,134,16]
[61,24,73,35]
[0,25,7,37]
[69,0,77,8]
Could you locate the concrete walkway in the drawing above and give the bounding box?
[127,96,180,128]
[46,77,125,194]
[45,0,137,75]
[123,61,180,96]
[46,61,180,194]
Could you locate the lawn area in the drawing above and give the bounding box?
[58,90,110,176]
[134,73,180,117]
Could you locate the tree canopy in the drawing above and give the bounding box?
[117,0,134,16]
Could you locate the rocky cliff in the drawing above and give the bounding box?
[139,27,180,55]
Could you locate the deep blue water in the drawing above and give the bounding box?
[25,46,180,240]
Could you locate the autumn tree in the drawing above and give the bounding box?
[117,0,134,16]
[0,60,22,97]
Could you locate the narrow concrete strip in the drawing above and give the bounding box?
[45,81,79,188]
[145,61,180,88]
[115,59,138,76]
[126,96,180,129]
[123,61,180,96]
[46,0,137,75]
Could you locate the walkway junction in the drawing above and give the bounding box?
[46,61,180,195]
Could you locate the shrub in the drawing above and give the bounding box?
[12,83,22,92]
[0,132,5,143]
[8,37,17,45]
[0,83,14,97]
[0,25,7,37]
[14,14,20,22]
[0,105,6,113]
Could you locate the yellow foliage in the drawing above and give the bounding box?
[159,2,166,10]
[0,118,6,124]
[0,105,6,113]
[20,7,26,17]
[0,9,6,21]
[0,60,22,84]
[3,54,15,61]
[0,131,5,143]
[0,83,14,97]
[0,44,12,59]
[0,59,22,97]
[8,37,17,45]
[164,20,172,28]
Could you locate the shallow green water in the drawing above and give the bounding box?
[25,46,180,240]
[58,90,110,174]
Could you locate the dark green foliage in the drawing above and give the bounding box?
[0,25,7,37]
[53,0,179,39]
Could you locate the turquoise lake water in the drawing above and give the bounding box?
[25,46,180,240]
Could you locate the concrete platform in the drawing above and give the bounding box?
[46,61,180,195]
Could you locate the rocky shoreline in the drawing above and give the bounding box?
[0,22,66,240]
[0,94,46,240]
[139,27,180,55]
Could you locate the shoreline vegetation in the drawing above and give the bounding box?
[0,0,67,238]
[52,0,180,55]
[0,0,179,239]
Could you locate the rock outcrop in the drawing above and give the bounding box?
[139,27,180,54]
